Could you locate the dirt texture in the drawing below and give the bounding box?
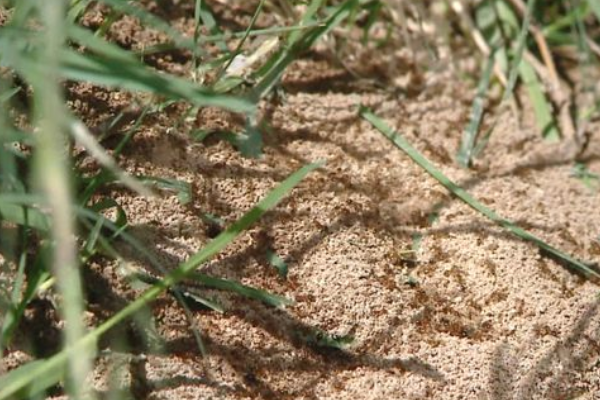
[4,1,600,399]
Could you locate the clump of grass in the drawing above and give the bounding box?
[451,0,600,166]
[0,0,358,397]
[0,161,321,399]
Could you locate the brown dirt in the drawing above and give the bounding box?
[4,2,600,399]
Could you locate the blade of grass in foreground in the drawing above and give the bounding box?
[360,107,599,279]
[0,26,254,114]
[0,161,322,400]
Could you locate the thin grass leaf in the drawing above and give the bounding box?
[219,0,267,78]
[60,50,253,112]
[0,252,26,350]
[0,195,50,232]
[136,24,323,57]
[0,250,51,350]
[210,127,264,158]
[192,0,203,78]
[298,329,354,350]
[179,291,225,313]
[475,0,560,141]
[187,272,292,308]
[67,24,137,63]
[360,107,599,279]
[195,0,228,52]
[32,2,92,395]
[0,86,20,103]
[70,119,154,198]
[81,216,106,262]
[251,0,358,100]
[518,60,560,141]
[457,50,495,168]
[502,0,536,103]
[237,118,264,158]
[66,0,92,23]
[571,163,600,190]
[88,198,128,229]
[0,161,321,400]
[0,27,254,114]
[0,359,67,399]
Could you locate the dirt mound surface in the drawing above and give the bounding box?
[79,55,600,399]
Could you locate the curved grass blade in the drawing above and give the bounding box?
[360,107,599,279]
[70,119,154,198]
[0,161,322,400]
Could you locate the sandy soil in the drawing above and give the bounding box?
[3,2,600,399]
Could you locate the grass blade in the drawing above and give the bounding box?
[187,272,292,308]
[456,50,495,168]
[31,2,91,397]
[502,0,535,103]
[219,0,267,78]
[251,0,357,100]
[0,161,322,400]
[360,107,599,279]
[518,60,560,141]
[0,26,255,114]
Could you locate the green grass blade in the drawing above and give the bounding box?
[502,0,536,103]
[0,194,50,231]
[360,107,599,279]
[187,272,292,308]
[219,0,267,78]
[59,50,254,113]
[0,251,51,350]
[195,0,228,52]
[456,50,495,168]
[0,161,322,400]
[0,26,254,114]
[136,24,323,57]
[251,0,357,100]
[31,2,91,396]
[70,119,154,198]
[518,60,560,141]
